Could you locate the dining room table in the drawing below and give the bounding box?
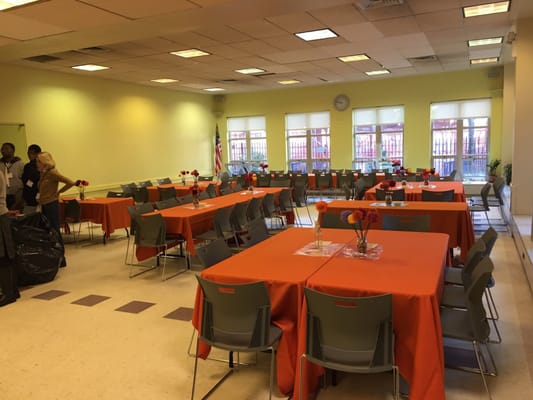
[298,229,449,400]
[135,187,284,260]
[364,181,466,202]
[191,227,449,400]
[326,199,475,262]
[60,196,134,242]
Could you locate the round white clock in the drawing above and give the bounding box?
[334,94,350,111]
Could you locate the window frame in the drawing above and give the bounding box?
[227,116,267,172]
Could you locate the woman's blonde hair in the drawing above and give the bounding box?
[37,151,56,169]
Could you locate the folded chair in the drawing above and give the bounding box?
[300,288,398,399]
[191,277,282,400]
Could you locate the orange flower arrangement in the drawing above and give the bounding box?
[315,201,328,214]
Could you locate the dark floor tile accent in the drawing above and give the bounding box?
[444,346,479,369]
[71,294,111,307]
[115,300,155,314]
[163,307,193,321]
[32,290,70,300]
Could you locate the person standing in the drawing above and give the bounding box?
[0,169,19,306]
[22,144,41,215]
[36,152,76,246]
[0,142,24,211]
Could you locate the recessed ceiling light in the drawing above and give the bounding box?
[151,78,178,83]
[170,49,210,58]
[365,69,390,76]
[463,1,510,18]
[295,29,337,41]
[71,64,110,71]
[0,0,39,11]
[338,54,370,63]
[278,80,301,85]
[470,57,499,65]
[235,68,266,74]
[468,37,504,47]
[204,87,225,92]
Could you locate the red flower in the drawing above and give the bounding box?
[75,179,89,186]
[190,169,199,177]
[180,170,189,176]
[343,208,378,241]
[315,201,328,214]
[244,172,254,184]
[380,181,390,190]
[388,179,396,187]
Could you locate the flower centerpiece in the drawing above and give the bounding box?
[190,169,200,183]
[314,201,328,249]
[422,170,430,185]
[259,162,269,173]
[180,170,189,186]
[190,183,200,208]
[244,172,255,192]
[75,179,89,200]
[379,180,396,205]
[391,159,401,173]
[340,208,379,254]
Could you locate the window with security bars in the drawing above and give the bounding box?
[286,112,330,173]
[352,106,404,172]
[430,99,490,181]
[227,116,267,173]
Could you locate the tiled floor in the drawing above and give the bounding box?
[1,208,533,400]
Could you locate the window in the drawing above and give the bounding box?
[353,106,404,172]
[286,112,330,173]
[227,116,267,173]
[430,99,490,181]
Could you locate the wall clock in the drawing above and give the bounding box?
[333,94,350,111]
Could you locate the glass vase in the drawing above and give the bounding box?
[315,226,322,249]
[193,195,200,208]
[423,179,429,186]
[248,186,254,193]
[357,238,367,254]
[385,193,392,206]
[79,187,85,200]
[181,178,186,186]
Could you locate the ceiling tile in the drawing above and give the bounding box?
[193,25,252,44]
[407,0,461,14]
[81,0,198,19]
[309,4,366,26]
[0,13,68,40]
[373,16,421,37]
[229,20,287,39]
[334,22,384,42]
[415,9,464,32]
[266,12,324,33]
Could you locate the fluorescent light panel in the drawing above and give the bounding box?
[204,87,225,92]
[470,57,499,65]
[278,80,301,85]
[338,54,370,62]
[468,37,504,47]
[365,69,390,76]
[170,49,210,58]
[151,78,178,83]
[463,1,510,18]
[0,0,38,11]
[295,29,337,41]
[71,64,110,71]
[235,68,265,74]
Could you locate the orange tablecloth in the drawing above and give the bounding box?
[136,187,283,259]
[299,229,448,400]
[60,197,134,238]
[326,200,475,262]
[146,181,214,202]
[365,181,466,202]
[192,227,356,396]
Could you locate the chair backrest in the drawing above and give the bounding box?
[233,174,247,187]
[179,194,194,204]
[316,172,332,188]
[246,197,263,221]
[157,177,172,184]
[135,202,155,214]
[121,183,137,196]
[138,180,153,188]
[127,203,155,236]
[270,178,291,187]
[262,193,277,218]
[256,173,272,187]
[220,186,233,195]
[304,288,394,371]
[292,173,309,188]
[233,183,243,192]
[375,188,405,201]
[106,191,124,198]
[198,190,210,200]
[230,201,249,232]
[421,189,454,202]
[132,186,149,203]
[492,176,505,205]
[196,276,273,347]
[337,173,355,189]
[465,257,494,342]
[278,189,293,212]
[198,176,213,181]
[64,199,82,223]
[293,185,307,207]
[461,239,487,286]
[214,206,235,236]
[480,226,498,256]
[158,186,177,201]
[320,212,353,229]
[206,183,217,198]
[381,214,430,232]
[449,169,457,180]
[196,238,233,268]
[358,173,376,188]
[477,182,492,210]
[243,217,270,246]
[155,198,180,210]
[133,213,166,247]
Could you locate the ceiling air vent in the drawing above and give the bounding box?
[77,46,110,54]
[356,0,404,10]
[408,55,439,63]
[252,72,276,78]
[24,54,61,63]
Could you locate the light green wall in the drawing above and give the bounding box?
[218,68,504,172]
[0,64,214,193]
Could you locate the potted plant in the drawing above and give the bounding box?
[487,159,501,182]
[503,163,512,185]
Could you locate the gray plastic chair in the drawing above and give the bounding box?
[138,180,153,188]
[320,212,352,229]
[157,177,172,184]
[421,189,455,202]
[191,277,282,400]
[440,257,497,399]
[132,186,149,203]
[205,183,217,198]
[155,198,180,210]
[241,217,270,247]
[196,206,238,246]
[469,183,492,226]
[381,214,430,232]
[376,188,405,201]
[158,186,177,201]
[262,193,284,230]
[246,197,263,221]
[196,237,233,268]
[300,288,398,400]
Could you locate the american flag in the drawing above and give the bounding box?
[215,124,222,176]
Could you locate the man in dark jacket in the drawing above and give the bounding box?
[22,144,41,215]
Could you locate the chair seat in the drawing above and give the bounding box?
[444,266,463,285]
[441,285,467,309]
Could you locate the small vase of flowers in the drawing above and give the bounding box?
[180,170,189,186]
[314,201,328,249]
[190,169,200,183]
[340,208,379,254]
[75,179,89,200]
[259,162,269,173]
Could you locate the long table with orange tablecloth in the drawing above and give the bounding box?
[365,181,466,202]
[136,187,283,260]
[298,229,448,400]
[191,228,449,399]
[146,181,215,203]
[60,197,134,239]
[326,199,475,262]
